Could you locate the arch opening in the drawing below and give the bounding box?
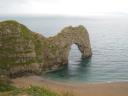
[68,44,82,64]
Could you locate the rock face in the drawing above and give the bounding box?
[0,20,43,77]
[0,20,92,77]
[42,26,92,71]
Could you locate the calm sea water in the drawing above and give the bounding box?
[1,16,128,83]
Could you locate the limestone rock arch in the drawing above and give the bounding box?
[42,25,92,70]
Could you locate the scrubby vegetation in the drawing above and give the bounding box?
[0,85,73,96]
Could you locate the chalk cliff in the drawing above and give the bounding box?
[0,20,92,78]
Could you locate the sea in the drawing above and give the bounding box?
[1,15,128,83]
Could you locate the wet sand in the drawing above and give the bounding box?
[11,76,128,96]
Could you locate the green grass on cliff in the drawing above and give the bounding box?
[9,86,60,96]
[0,20,38,69]
[20,24,32,40]
[0,76,70,96]
[0,85,73,96]
[0,86,59,96]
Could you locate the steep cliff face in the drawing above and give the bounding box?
[0,20,92,77]
[0,20,44,76]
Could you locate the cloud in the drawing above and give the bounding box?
[0,0,27,14]
[0,0,26,6]
[0,0,61,15]
[0,0,128,16]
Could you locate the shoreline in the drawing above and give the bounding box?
[11,75,128,96]
[40,75,128,85]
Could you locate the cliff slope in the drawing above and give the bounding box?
[0,20,92,78]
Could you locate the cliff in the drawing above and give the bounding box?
[0,20,92,79]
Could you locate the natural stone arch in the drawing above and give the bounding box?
[42,25,92,70]
[61,25,91,58]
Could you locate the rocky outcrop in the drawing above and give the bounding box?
[0,20,92,77]
[42,25,92,71]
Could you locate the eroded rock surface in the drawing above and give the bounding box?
[43,25,92,71]
[0,20,92,77]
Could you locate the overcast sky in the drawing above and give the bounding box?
[0,0,128,16]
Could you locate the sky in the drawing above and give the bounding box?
[0,0,128,16]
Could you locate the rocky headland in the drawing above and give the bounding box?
[0,20,92,82]
[1,20,128,96]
